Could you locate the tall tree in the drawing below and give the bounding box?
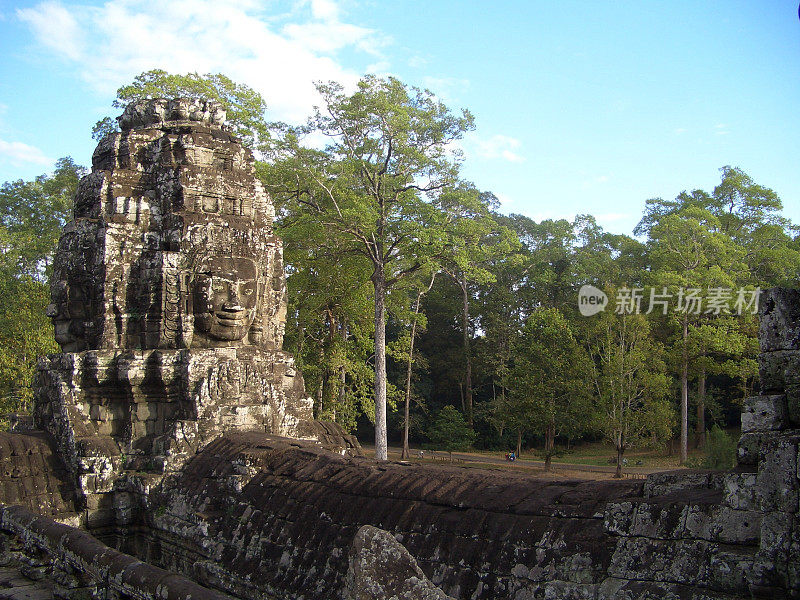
[439,187,518,425]
[267,76,474,460]
[0,158,83,416]
[0,157,84,280]
[586,306,672,477]
[637,167,798,461]
[645,206,746,463]
[398,270,436,459]
[507,308,589,471]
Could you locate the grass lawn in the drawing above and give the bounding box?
[413,428,741,471]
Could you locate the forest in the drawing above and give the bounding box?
[2,71,799,474]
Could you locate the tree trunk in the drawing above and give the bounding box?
[337,321,347,423]
[315,384,323,419]
[695,367,706,449]
[615,444,624,478]
[373,269,388,461]
[516,429,522,457]
[544,421,555,472]
[680,315,688,465]
[459,274,473,426]
[323,309,336,417]
[401,296,421,460]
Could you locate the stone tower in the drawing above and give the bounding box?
[34,99,353,525]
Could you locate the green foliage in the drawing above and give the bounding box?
[0,272,57,415]
[95,69,270,149]
[0,157,84,280]
[694,426,737,470]
[586,306,673,475]
[1,68,794,464]
[426,405,476,453]
[267,75,475,459]
[0,158,82,416]
[636,166,798,463]
[505,308,591,466]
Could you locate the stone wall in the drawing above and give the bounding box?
[0,504,234,600]
[3,288,798,599]
[132,431,790,599]
[0,432,77,523]
[98,288,795,600]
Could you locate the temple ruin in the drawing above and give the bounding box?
[0,100,798,600]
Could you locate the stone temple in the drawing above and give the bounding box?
[38,98,360,505]
[0,99,799,600]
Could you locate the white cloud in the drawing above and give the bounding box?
[714,123,729,136]
[310,0,339,21]
[468,133,525,163]
[0,139,52,167]
[674,127,687,135]
[17,1,83,60]
[420,76,469,101]
[595,175,609,183]
[494,192,514,206]
[283,21,382,55]
[408,55,428,68]
[17,0,392,124]
[365,61,391,75]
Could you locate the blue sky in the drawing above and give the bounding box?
[0,0,798,235]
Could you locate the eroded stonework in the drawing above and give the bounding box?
[1,99,797,600]
[33,99,359,527]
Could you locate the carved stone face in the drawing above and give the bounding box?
[193,257,258,343]
[46,279,90,351]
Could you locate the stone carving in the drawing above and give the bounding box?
[33,98,358,525]
[344,525,455,600]
[191,256,259,345]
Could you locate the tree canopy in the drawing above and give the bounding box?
[93,69,270,149]
[2,69,798,470]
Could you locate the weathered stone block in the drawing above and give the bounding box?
[745,556,790,595]
[135,403,158,422]
[706,549,755,595]
[642,470,721,498]
[712,507,762,545]
[608,537,710,584]
[629,502,686,539]
[723,472,758,511]
[741,395,789,433]
[760,512,794,556]
[758,350,800,393]
[759,288,800,353]
[755,434,800,513]
[787,384,800,426]
[343,525,455,600]
[738,432,765,467]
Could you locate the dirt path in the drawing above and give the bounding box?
[367,446,671,480]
